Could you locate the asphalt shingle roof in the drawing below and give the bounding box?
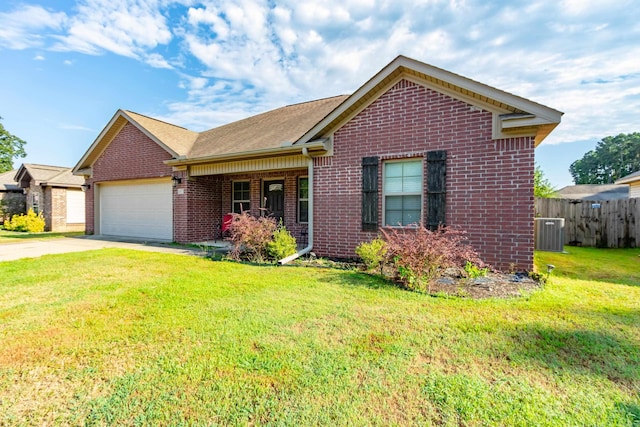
[0,170,20,191]
[188,95,349,159]
[16,164,84,187]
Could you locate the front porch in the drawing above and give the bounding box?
[172,168,310,246]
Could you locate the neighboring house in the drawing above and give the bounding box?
[73,56,562,270]
[555,184,629,200]
[615,170,640,198]
[14,164,86,232]
[0,169,26,223]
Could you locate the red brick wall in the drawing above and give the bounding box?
[85,183,94,235]
[85,122,174,237]
[174,173,221,243]
[92,123,174,182]
[313,79,535,271]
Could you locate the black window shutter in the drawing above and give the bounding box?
[426,150,446,230]
[362,156,379,231]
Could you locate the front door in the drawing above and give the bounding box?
[263,180,284,223]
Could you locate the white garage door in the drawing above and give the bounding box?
[100,180,172,241]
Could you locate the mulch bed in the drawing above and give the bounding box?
[294,257,544,299]
[429,271,542,299]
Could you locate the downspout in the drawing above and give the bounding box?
[279,147,313,264]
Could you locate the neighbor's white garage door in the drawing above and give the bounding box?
[99,180,172,241]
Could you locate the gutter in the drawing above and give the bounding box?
[165,141,327,167]
[279,146,314,265]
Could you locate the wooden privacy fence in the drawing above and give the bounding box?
[535,198,639,248]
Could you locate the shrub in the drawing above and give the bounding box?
[381,224,485,293]
[464,261,489,278]
[226,213,277,262]
[267,224,298,260]
[4,209,45,232]
[355,237,387,273]
[0,194,26,224]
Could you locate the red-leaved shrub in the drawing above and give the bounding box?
[226,213,277,262]
[380,224,485,293]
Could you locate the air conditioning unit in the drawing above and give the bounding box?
[534,218,565,252]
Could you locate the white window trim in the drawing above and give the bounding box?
[232,180,250,214]
[382,159,424,227]
[298,176,309,223]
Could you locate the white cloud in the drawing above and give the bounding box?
[59,123,94,131]
[145,52,173,69]
[2,0,640,152]
[0,5,67,49]
[33,55,45,60]
[51,0,173,58]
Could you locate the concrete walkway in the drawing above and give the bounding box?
[0,235,209,262]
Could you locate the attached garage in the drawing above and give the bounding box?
[98,180,173,241]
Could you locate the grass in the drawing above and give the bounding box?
[0,247,639,426]
[0,229,84,243]
[535,245,640,286]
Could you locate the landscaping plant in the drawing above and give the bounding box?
[226,212,277,262]
[355,237,387,274]
[381,224,485,293]
[267,222,298,260]
[464,261,489,278]
[3,208,45,232]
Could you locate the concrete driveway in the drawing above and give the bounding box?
[0,235,207,262]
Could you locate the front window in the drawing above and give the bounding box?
[232,181,250,213]
[298,177,309,223]
[384,160,422,226]
[32,192,40,215]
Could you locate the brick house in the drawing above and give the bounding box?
[73,56,562,270]
[14,164,86,232]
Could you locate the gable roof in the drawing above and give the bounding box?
[0,170,21,191]
[297,55,563,147]
[615,170,640,185]
[74,55,562,174]
[74,110,199,173]
[555,184,629,200]
[14,163,85,188]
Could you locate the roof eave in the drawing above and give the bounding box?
[40,182,83,188]
[166,140,328,167]
[615,174,640,185]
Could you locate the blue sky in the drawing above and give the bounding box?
[1,0,639,188]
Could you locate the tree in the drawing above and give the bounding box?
[0,117,27,173]
[534,164,556,198]
[569,132,640,184]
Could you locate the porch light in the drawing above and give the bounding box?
[172,176,182,187]
[80,183,90,192]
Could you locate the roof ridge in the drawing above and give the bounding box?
[124,110,194,132]
[284,94,349,109]
[22,163,72,170]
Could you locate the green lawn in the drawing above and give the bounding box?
[1,247,638,426]
[0,229,84,243]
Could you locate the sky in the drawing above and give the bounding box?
[1,0,639,189]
